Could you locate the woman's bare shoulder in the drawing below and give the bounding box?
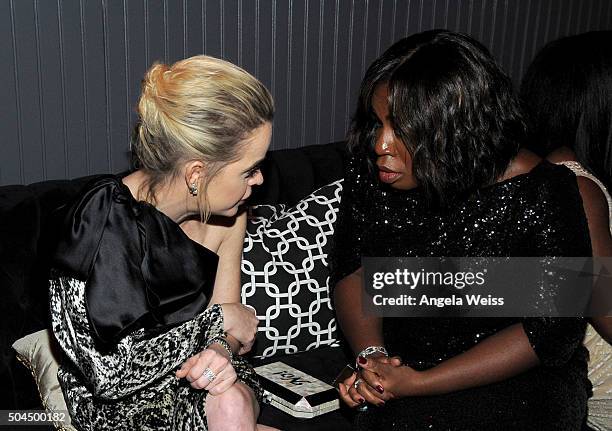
[499,149,542,181]
[180,211,247,254]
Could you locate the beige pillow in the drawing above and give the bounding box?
[12,329,76,431]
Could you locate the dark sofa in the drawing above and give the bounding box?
[0,141,353,430]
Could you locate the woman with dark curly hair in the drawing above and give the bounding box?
[331,30,592,430]
[521,30,612,431]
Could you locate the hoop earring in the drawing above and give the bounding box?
[189,183,198,197]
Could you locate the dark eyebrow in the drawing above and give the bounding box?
[242,158,265,174]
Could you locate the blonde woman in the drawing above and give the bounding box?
[49,56,276,430]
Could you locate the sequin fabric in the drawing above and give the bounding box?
[331,153,593,430]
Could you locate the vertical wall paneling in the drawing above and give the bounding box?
[34,0,47,180]
[256,0,272,97]
[314,0,326,144]
[420,0,432,33]
[517,0,532,81]
[126,0,146,157]
[13,0,43,184]
[240,0,257,75]
[147,0,165,65]
[2,0,612,185]
[105,0,130,172]
[237,0,242,64]
[2,0,21,184]
[283,0,293,149]
[341,1,355,138]
[223,0,240,64]
[299,0,309,148]
[78,0,91,175]
[102,0,112,172]
[171,0,185,62]
[362,0,377,77]
[185,0,203,57]
[319,0,332,141]
[57,0,69,179]
[83,0,108,175]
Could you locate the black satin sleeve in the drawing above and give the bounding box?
[52,176,218,349]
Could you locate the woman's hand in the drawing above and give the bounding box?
[337,355,403,407]
[337,369,364,408]
[220,303,259,354]
[175,343,237,395]
[358,355,423,401]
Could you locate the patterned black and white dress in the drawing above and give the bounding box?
[49,176,261,431]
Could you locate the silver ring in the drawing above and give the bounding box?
[202,367,217,382]
[353,379,363,389]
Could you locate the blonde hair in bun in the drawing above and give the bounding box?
[133,55,274,219]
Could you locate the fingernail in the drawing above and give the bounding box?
[376,385,384,394]
[358,398,365,404]
[357,356,367,365]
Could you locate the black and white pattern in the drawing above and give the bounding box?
[49,274,261,431]
[241,180,343,358]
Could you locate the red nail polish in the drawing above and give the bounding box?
[377,385,384,393]
[359,398,365,404]
[357,356,367,365]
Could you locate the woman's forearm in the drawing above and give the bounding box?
[411,323,539,396]
[334,268,384,355]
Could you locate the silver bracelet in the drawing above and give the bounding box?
[356,346,388,367]
[205,335,234,360]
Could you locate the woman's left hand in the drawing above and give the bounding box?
[175,343,237,395]
[358,356,425,401]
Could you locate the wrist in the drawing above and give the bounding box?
[224,333,241,354]
[356,345,388,367]
[219,303,234,333]
[207,342,231,360]
[205,335,233,360]
[408,367,433,397]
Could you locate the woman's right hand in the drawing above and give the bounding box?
[176,343,237,395]
[220,303,259,354]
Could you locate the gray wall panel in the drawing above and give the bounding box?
[1,0,21,184]
[272,0,289,149]
[204,0,222,58]
[104,0,131,172]
[83,0,110,175]
[38,0,67,180]
[146,0,165,65]
[2,0,611,185]
[13,0,45,184]
[222,0,240,63]
[125,0,146,136]
[60,0,88,179]
[185,0,204,56]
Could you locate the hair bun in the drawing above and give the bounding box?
[142,62,170,100]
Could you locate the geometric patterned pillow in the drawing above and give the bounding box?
[241,180,343,358]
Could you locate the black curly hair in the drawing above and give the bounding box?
[348,29,526,207]
[521,31,612,192]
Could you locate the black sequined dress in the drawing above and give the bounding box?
[331,154,592,430]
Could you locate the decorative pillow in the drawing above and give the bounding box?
[12,329,77,431]
[241,180,343,358]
